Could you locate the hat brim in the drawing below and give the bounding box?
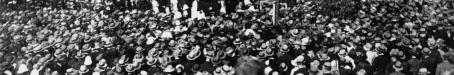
[79,69,89,73]
[187,51,201,60]
[146,56,157,65]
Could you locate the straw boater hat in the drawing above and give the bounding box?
[82,36,92,43]
[133,54,144,64]
[233,38,242,45]
[125,64,137,73]
[82,44,91,51]
[75,50,86,59]
[136,46,144,53]
[264,48,275,57]
[54,49,65,60]
[279,44,290,53]
[257,43,268,51]
[213,67,223,75]
[258,51,268,58]
[187,45,201,60]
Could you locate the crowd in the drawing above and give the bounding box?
[0,0,454,75]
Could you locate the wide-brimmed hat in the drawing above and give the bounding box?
[133,54,144,63]
[69,34,79,43]
[187,45,201,60]
[278,62,288,72]
[54,49,65,59]
[258,51,267,58]
[224,47,235,57]
[213,67,223,75]
[125,64,137,72]
[290,29,300,36]
[264,48,275,57]
[148,48,160,57]
[279,44,290,52]
[75,50,86,59]
[94,59,107,72]
[136,46,144,53]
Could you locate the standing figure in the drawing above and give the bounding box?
[151,0,159,13]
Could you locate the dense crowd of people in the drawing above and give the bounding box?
[0,0,454,75]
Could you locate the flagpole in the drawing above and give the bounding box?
[273,0,279,25]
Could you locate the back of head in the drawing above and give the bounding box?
[234,56,265,75]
